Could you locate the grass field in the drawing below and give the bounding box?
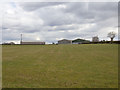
[2,44,118,88]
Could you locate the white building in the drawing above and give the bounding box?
[92,36,99,42]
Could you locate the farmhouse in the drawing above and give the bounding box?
[92,36,99,42]
[58,39,72,44]
[21,41,45,45]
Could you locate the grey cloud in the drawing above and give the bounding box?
[2,2,118,44]
[64,2,118,22]
[35,8,77,26]
[55,25,79,30]
[19,2,66,11]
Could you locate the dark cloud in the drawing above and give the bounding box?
[2,2,118,44]
[19,2,66,11]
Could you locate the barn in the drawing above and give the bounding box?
[72,39,90,44]
[21,41,45,45]
[58,39,72,44]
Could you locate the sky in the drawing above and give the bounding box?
[1,2,119,44]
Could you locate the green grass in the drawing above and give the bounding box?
[2,44,118,88]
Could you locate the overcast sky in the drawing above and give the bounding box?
[1,2,118,44]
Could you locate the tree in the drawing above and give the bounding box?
[107,32,116,43]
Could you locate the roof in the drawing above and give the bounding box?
[93,36,99,38]
[72,39,90,43]
[22,41,45,42]
[58,39,72,42]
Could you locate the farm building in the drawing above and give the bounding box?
[58,39,72,44]
[21,41,45,45]
[92,36,99,42]
[72,39,90,44]
[2,42,15,45]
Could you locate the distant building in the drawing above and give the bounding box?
[58,39,72,44]
[72,39,90,44]
[2,42,15,45]
[92,36,99,42]
[21,41,45,45]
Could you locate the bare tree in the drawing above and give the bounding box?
[107,32,116,43]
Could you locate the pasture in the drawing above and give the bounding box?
[2,44,118,88]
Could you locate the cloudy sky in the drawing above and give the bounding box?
[1,2,118,44]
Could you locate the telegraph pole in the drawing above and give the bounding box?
[20,34,22,44]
